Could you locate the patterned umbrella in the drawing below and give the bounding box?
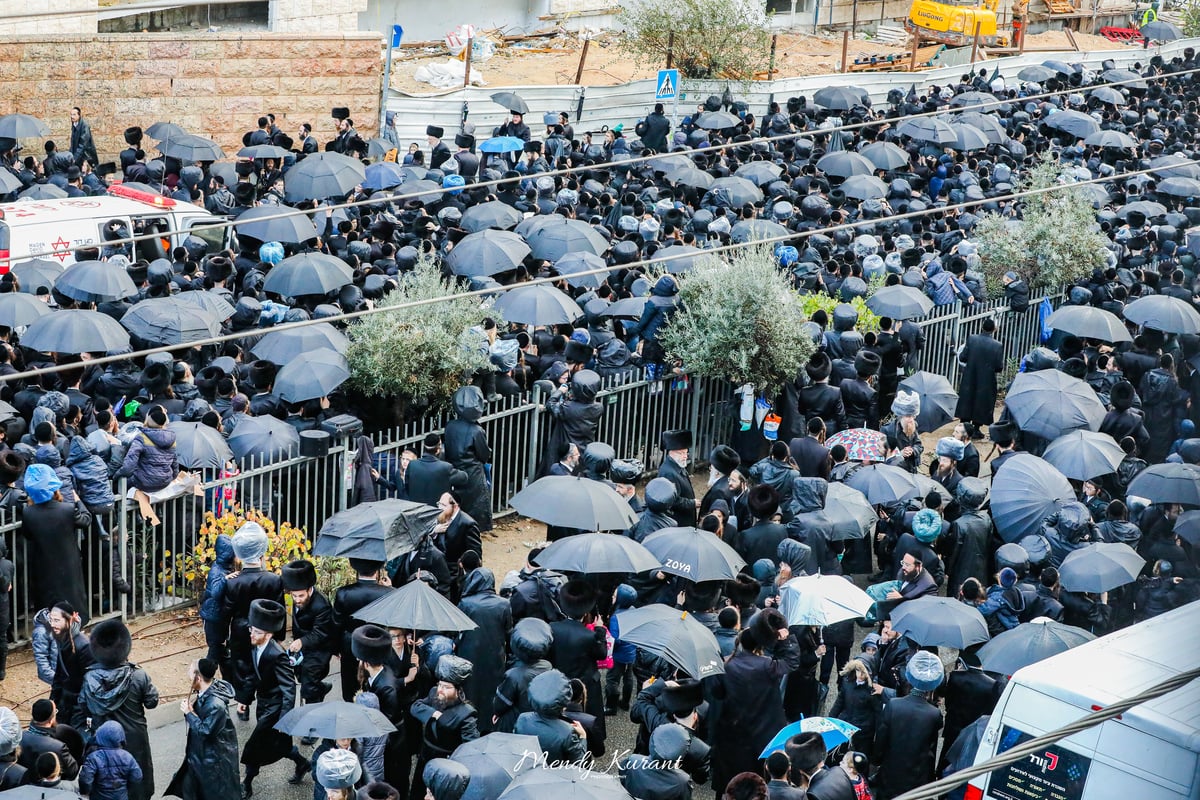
[825,428,887,462]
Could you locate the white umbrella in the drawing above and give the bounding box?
[779,574,873,626]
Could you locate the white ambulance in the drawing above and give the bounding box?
[0,183,230,272]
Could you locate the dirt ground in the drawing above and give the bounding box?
[390,28,1127,93]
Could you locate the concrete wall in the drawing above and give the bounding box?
[273,0,370,33]
[0,0,97,35]
[359,0,544,42]
[0,32,382,164]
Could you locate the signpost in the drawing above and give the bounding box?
[381,24,403,131]
[656,67,680,127]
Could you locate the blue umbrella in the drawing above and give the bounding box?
[990,454,1074,543]
[759,717,860,758]
[479,136,526,154]
[362,161,407,190]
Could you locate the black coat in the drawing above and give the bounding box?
[292,590,336,656]
[788,436,831,479]
[21,500,92,623]
[52,633,94,731]
[438,511,483,585]
[19,724,80,780]
[548,619,608,741]
[542,396,603,476]
[75,662,161,800]
[656,456,697,528]
[410,694,479,759]
[937,669,1001,772]
[798,383,845,433]
[619,756,691,800]
[840,378,878,429]
[165,680,240,800]
[240,639,297,767]
[457,569,513,731]
[405,454,467,507]
[873,693,942,800]
[443,417,493,531]
[732,522,788,566]
[948,510,991,596]
[333,580,393,661]
[955,333,1004,425]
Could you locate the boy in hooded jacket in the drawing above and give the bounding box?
[79,720,143,800]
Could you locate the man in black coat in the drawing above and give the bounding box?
[48,603,94,729]
[730,485,788,566]
[936,655,1003,774]
[353,625,412,797]
[788,417,831,480]
[239,600,308,797]
[873,651,944,800]
[333,558,393,701]
[618,723,693,800]
[797,353,845,434]
[405,434,467,507]
[656,429,698,527]
[700,445,740,516]
[457,566,513,733]
[281,561,336,707]
[221,524,284,720]
[873,316,907,415]
[954,317,1004,436]
[410,656,480,800]
[841,351,880,429]
[638,104,671,153]
[1099,380,1151,456]
[165,658,240,800]
[433,493,482,604]
[19,699,79,780]
[548,580,608,745]
[425,125,451,170]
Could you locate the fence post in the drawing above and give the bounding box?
[525,384,545,488]
[117,479,129,620]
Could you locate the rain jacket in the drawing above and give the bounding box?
[75,662,160,800]
[32,608,59,685]
[443,387,493,531]
[68,435,115,510]
[79,721,144,800]
[115,426,179,492]
[164,680,239,800]
[776,538,815,577]
[494,620,554,733]
[978,583,1025,633]
[608,584,638,665]
[514,670,588,762]
[457,568,513,732]
[925,262,972,306]
[1043,502,1094,567]
[748,457,799,515]
[625,276,679,344]
[198,534,235,623]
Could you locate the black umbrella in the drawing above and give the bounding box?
[1090,86,1126,106]
[1045,305,1131,342]
[897,117,957,145]
[943,716,990,778]
[238,144,290,160]
[461,200,522,233]
[176,290,235,321]
[492,285,582,326]
[1042,110,1099,138]
[276,700,396,739]
[866,285,934,320]
[1173,510,1200,547]
[1115,200,1167,221]
[813,85,868,110]
[525,217,609,261]
[0,170,21,195]
[949,123,991,152]
[168,421,234,471]
[694,110,742,130]
[121,297,221,345]
[666,165,715,189]
[990,454,1074,542]
[1043,430,1123,481]
[898,371,958,433]
[402,179,445,204]
[251,323,349,364]
[146,121,187,140]
[641,527,746,581]
[976,619,1094,676]
[490,91,529,115]
[447,230,531,278]
[553,252,606,289]
[533,533,659,574]
[1102,68,1147,89]
[18,184,67,200]
[816,151,876,179]
[158,134,225,161]
[315,499,440,561]
[11,259,63,294]
[234,205,319,245]
[860,141,910,171]
[498,766,634,800]
[1083,129,1136,149]
[511,476,638,531]
[846,464,920,505]
[21,310,130,354]
[949,91,994,109]
[1156,176,1200,198]
[1059,542,1145,593]
[890,596,989,648]
[353,576,478,632]
[1123,294,1200,334]
[1005,370,1105,440]
[599,296,650,319]
[227,414,301,464]
[705,176,763,205]
[263,252,354,297]
[841,174,888,201]
[284,152,367,202]
[55,260,137,303]
[1149,154,1200,180]
[0,113,50,139]
[730,218,790,244]
[273,349,350,402]
[0,293,51,328]
[0,400,16,423]
[649,244,707,275]
[607,604,725,678]
[1041,59,1074,76]
[453,733,542,800]
[734,161,783,186]
[815,482,878,541]
[1017,65,1056,82]
[1127,462,1200,505]
[1140,19,1183,40]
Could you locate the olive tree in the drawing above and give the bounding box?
[617,0,772,80]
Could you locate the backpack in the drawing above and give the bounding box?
[534,571,566,623]
[635,119,649,138]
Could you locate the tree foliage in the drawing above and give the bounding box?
[973,156,1110,294]
[617,0,772,80]
[660,247,815,397]
[1182,2,1200,36]
[347,259,496,409]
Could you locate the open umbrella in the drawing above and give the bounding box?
[55,260,137,303]
[146,121,187,140]
[706,176,763,206]
[227,414,301,464]
[284,152,367,202]
[252,323,349,364]
[911,473,953,507]
[0,170,21,195]
[0,113,50,139]
[949,91,994,109]
[760,717,860,757]
[1017,65,1056,82]
[1140,19,1183,40]
[1127,462,1200,506]
[21,310,130,354]
[263,252,354,297]
[779,573,873,626]
[176,290,235,321]
[1156,177,1200,198]
[490,91,529,115]
[492,285,582,326]
[1149,154,1200,180]
[499,766,633,800]
[1102,68,1147,89]
[234,205,319,245]
[825,428,887,462]
[479,136,526,154]
[730,218,790,243]
[649,244,707,275]
[1045,305,1131,342]
[897,117,957,145]
[694,111,742,130]
[817,151,876,179]
[976,619,1095,676]
[1115,200,1167,221]
[11,259,63,294]
[847,464,920,505]
[641,527,746,581]
[860,141,910,171]
[1042,59,1074,76]
[158,134,225,162]
[276,701,396,740]
[1123,294,1200,334]
[0,293,50,328]
[525,216,609,261]
[315,498,440,562]
[1173,510,1200,547]
[120,297,221,345]
[949,123,990,152]
[362,161,407,191]
[238,144,290,160]
[18,184,67,201]
[401,179,444,204]
[840,174,888,201]
[990,454,1074,542]
[168,421,234,470]
[890,596,990,648]
[1084,129,1137,149]
[553,252,606,289]
[1005,370,1105,439]
[533,533,659,574]
[510,476,639,532]
[867,285,934,320]
[447,230,531,278]
[1059,542,1145,593]
[607,604,724,678]
[354,576,478,632]
[814,85,869,110]
[453,733,543,800]
[599,296,650,319]
[1043,430,1124,481]
[819,482,878,541]
[899,371,959,432]
[735,161,783,186]
[274,349,350,402]
[1042,110,1099,138]
[666,165,715,189]
[461,200,522,233]
[1090,86,1126,106]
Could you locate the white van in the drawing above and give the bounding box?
[0,184,229,272]
[965,600,1200,800]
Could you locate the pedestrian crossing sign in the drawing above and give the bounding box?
[655,69,679,101]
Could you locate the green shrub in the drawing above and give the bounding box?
[617,0,772,80]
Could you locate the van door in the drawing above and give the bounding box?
[184,217,232,255]
[130,215,170,261]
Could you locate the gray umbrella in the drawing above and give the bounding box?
[642,527,746,581]
[512,476,637,533]
[0,293,50,328]
[401,179,445,205]
[498,766,634,800]
[461,201,522,233]
[1101,68,1147,90]
[0,113,50,139]
[168,420,234,470]
[121,297,221,345]
[354,576,478,631]
[175,290,236,321]
[11,259,63,294]
[977,620,1094,676]
[846,464,920,505]
[1059,542,1145,592]
[525,217,609,261]
[55,260,137,303]
[1122,294,1200,334]
[263,252,354,297]
[990,454,1074,542]
[491,91,530,115]
[18,184,67,200]
[1090,86,1126,106]
[650,244,707,275]
[1017,65,1056,82]
[1115,200,1167,221]
[234,205,320,244]
[860,141,909,171]
[158,134,225,162]
[666,165,715,189]
[453,733,543,800]
[599,296,650,318]
[815,481,878,541]
[284,152,367,202]
[694,110,742,130]
[1043,430,1124,481]
[1042,110,1099,138]
[0,170,21,195]
[227,414,301,463]
[705,176,763,206]
[897,117,957,145]
[813,85,869,110]
[1045,305,1131,342]
[553,252,606,289]
[606,604,725,678]
[866,285,933,319]
[21,309,130,353]
[949,91,995,109]
[492,284,582,325]
[1127,462,1200,505]
[1140,19,1183,40]
[273,349,350,402]
[238,144,290,160]
[898,371,958,432]
[735,161,783,186]
[146,121,187,140]
[1149,154,1200,179]
[730,218,790,244]
[890,596,989,648]
[955,112,1008,145]
[1156,177,1200,198]
[817,151,876,179]
[315,498,440,561]
[1005,370,1105,439]
[251,322,349,364]
[533,531,659,574]
[840,174,888,200]
[447,230,531,278]
[949,123,991,151]
[1174,510,1200,547]
[277,701,396,740]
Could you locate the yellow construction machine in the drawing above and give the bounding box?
[904,0,1010,47]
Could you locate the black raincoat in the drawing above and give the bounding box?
[74,662,161,800]
[165,680,240,800]
[443,387,493,531]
